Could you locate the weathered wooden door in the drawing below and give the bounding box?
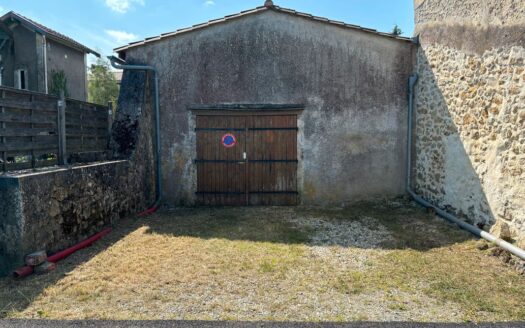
[195,113,298,206]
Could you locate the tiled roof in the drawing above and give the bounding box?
[114,4,413,53]
[1,11,100,57]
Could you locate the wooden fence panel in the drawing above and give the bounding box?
[0,86,111,172]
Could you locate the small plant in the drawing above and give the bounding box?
[50,70,69,98]
[391,24,403,36]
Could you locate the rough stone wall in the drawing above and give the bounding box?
[413,0,525,246]
[415,0,525,25]
[121,10,415,206]
[0,69,156,276]
[0,177,23,274]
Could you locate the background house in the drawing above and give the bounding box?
[0,11,99,101]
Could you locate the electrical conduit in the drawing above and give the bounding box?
[108,56,162,216]
[406,74,525,261]
[13,228,112,278]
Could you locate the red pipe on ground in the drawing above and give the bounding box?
[13,228,112,279]
[138,205,159,217]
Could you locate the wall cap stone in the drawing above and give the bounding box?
[0,160,130,179]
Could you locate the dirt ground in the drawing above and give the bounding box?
[1,199,524,322]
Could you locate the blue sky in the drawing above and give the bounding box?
[0,0,414,64]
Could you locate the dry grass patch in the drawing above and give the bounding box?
[0,201,524,322]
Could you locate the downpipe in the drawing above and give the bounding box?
[406,74,525,261]
[108,56,162,216]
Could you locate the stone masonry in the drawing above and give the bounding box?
[0,70,156,276]
[413,0,525,246]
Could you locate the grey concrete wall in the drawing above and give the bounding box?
[0,39,15,88]
[0,25,88,100]
[122,10,415,206]
[46,38,87,101]
[4,25,38,91]
[413,0,525,246]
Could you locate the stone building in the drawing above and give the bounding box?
[114,1,415,206]
[0,11,99,101]
[413,0,525,246]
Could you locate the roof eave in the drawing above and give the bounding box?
[45,34,101,57]
[2,11,100,57]
[114,5,413,54]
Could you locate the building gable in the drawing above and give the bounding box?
[0,11,99,57]
[115,3,413,55]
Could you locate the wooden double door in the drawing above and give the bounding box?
[195,113,298,206]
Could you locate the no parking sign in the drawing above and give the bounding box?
[221,133,237,148]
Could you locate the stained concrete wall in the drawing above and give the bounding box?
[46,38,88,101]
[1,24,38,91]
[0,23,88,100]
[413,0,525,246]
[0,36,15,88]
[121,10,415,206]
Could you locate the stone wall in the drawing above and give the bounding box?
[413,0,525,246]
[0,161,149,275]
[0,70,156,276]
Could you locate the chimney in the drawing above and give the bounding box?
[264,0,274,7]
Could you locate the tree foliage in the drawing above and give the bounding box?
[88,57,119,106]
[50,70,69,98]
[391,24,403,36]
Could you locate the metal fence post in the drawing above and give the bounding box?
[57,91,67,165]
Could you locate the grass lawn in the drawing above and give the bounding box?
[1,200,524,322]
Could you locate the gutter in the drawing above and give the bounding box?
[406,74,525,261]
[108,56,162,213]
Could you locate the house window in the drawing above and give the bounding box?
[15,69,28,90]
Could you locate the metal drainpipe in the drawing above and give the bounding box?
[43,35,48,94]
[108,56,162,209]
[406,73,525,261]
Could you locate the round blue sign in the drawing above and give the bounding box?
[221,133,237,148]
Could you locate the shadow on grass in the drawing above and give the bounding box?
[143,199,474,251]
[0,199,474,318]
[0,217,145,318]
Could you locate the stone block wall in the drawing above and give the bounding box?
[0,161,151,275]
[413,0,525,246]
[0,70,156,276]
